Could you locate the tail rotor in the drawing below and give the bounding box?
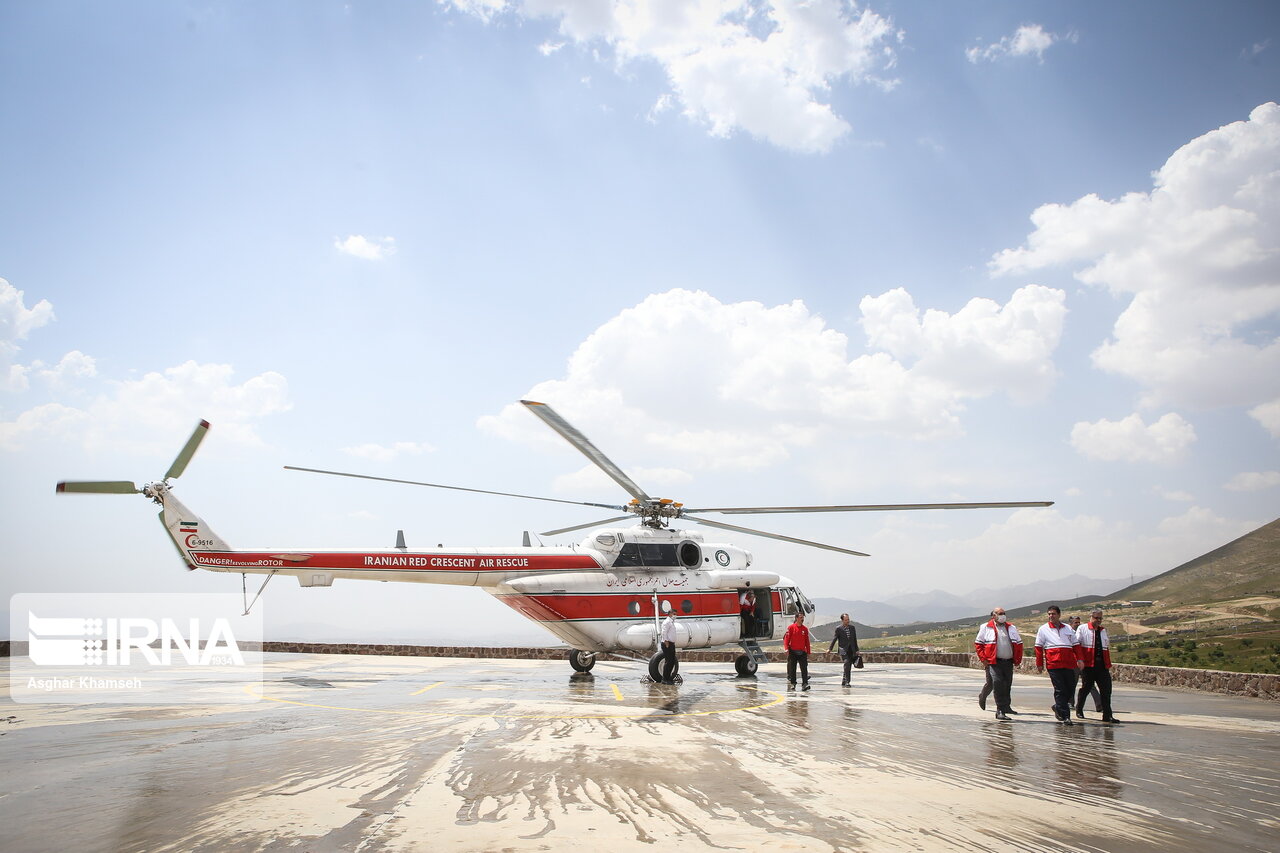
[56,419,210,502]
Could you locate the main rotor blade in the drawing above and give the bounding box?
[521,400,652,502]
[165,419,210,481]
[56,481,140,494]
[540,515,635,536]
[283,466,628,512]
[682,515,869,557]
[684,501,1055,514]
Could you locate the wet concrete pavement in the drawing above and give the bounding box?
[2,653,1278,852]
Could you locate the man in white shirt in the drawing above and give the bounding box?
[1035,605,1083,725]
[975,607,1023,721]
[659,607,679,684]
[739,590,757,637]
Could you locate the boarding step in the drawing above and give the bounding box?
[738,639,770,663]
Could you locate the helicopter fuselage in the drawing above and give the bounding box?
[167,489,811,654]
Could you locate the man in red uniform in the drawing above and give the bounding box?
[783,612,812,691]
[1076,609,1119,723]
[974,607,1022,721]
[739,589,757,637]
[1035,605,1083,725]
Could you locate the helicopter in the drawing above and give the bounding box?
[57,400,1053,681]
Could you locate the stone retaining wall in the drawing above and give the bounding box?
[3,640,1274,700]
[966,654,1279,701]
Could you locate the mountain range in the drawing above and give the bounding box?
[812,572,1151,627]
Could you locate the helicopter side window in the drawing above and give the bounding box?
[612,543,679,567]
[681,599,693,614]
[627,600,641,616]
[782,589,798,616]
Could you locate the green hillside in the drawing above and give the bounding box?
[1108,518,1280,605]
[825,518,1280,675]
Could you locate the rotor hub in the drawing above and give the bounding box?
[626,499,684,527]
[141,482,169,505]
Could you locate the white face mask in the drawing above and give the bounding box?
[995,614,1007,624]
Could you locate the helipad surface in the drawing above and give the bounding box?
[2,653,1278,852]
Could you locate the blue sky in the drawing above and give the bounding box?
[2,1,1277,643]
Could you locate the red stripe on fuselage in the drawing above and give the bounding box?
[188,552,601,571]
[493,590,774,622]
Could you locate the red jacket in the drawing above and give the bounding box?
[1077,624,1111,668]
[974,620,1023,666]
[783,623,811,654]
[1034,621,1082,669]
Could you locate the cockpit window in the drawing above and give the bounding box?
[797,589,815,614]
[612,543,679,567]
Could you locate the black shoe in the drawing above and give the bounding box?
[994,711,1011,721]
[1102,717,1119,724]
[1063,717,1074,726]
[841,681,850,687]
[978,693,987,711]
[787,683,795,690]
[1075,709,1085,720]
[802,683,811,691]
[1006,709,1019,714]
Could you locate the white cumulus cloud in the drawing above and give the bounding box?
[0,360,290,452]
[966,24,1062,64]
[859,284,1065,404]
[992,102,1280,411]
[0,403,89,450]
[35,350,98,387]
[1241,39,1270,61]
[334,234,396,260]
[443,0,902,153]
[0,278,56,392]
[1224,470,1280,491]
[1250,398,1280,437]
[1069,412,1196,463]
[479,286,1066,471]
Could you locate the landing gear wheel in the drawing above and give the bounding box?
[648,651,679,683]
[734,654,758,677]
[568,649,596,673]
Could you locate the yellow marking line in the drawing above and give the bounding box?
[242,682,785,720]
[410,681,445,695]
[611,683,624,701]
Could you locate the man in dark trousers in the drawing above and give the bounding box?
[783,612,812,691]
[827,613,860,687]
[739,589,758,637]
[659,607,679,684]
[1076,609,1119,723]
[1035,605,1082,725]
[975,607,1023,721]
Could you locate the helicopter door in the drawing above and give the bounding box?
[738,587,772,639]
